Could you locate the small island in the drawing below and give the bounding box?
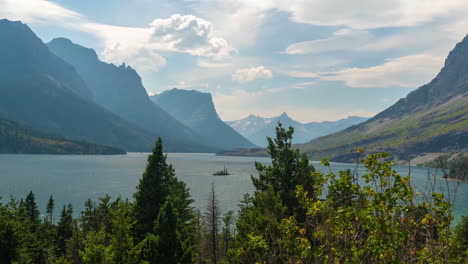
[213,165,231,176]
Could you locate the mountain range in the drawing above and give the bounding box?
[0,19,159,152]
[151,89,255,150]
[0,19,253,153]
[47,38,215,152]
[226,113,368,146]
[298,35,468,163]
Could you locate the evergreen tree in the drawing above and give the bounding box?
[252,123,316,218]
[24,191,40,230]
[80,228,111,264]
[153,197,194,264]
[133,137,176,239]
[205,183,220,264]
[108,200,135,264]
[57,204,73,256]
[46,195,55,225]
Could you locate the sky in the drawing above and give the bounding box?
[1,0,467,122]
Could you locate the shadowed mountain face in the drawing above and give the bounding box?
[0,19,158,151]
[151,89,256,150]
[227,113,368,146]
[0,117,125,154]
[0,20,93,101]
[300,35,468,163]
[47,38,216,152]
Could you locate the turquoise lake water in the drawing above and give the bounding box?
[0,153,466,222]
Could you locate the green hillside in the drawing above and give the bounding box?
[0,118,125,154]
[299,35,468,163]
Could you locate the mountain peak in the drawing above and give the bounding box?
[48,37,99,61]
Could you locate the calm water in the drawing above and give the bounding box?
[0,153,466,222]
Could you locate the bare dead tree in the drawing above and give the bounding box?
[205,183,220,264]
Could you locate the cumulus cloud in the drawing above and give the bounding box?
[148,14,234,59]
[0,1,234,72]
[232,66,273,83]
[319,54,444,88]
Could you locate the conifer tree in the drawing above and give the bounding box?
[205,183,220,264]
[109,200,135,264]
[46,195,55,225]
[152,197,195,264]
[252,122,316,218]
[24,191,40,229]
[57,204,73,256]
[133,137,176,239]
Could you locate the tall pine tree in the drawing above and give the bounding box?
[133,138,176,239]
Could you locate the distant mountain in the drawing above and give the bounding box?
[0,19,156,151]
[299,35,468,163]
[151,88,256,150]
[47,38,215,152]
[226,113,368,146]
[0,117,124,154]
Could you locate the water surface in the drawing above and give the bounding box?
[0,153,466,222]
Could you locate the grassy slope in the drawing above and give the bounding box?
[300,94,467,162]
[0,118,125,154]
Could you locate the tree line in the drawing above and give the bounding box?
[0,124,467,263]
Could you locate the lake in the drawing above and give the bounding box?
[0,153,466,223]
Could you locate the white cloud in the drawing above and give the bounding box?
[0,0,83,25]
[0,1,234,72]
[232,66,273,83]
[148,14,234,59]
[319,54,444,88]
[101,45,167,72]
[221,0,468,29]
[286,29,372,55]
[197,59,233,68]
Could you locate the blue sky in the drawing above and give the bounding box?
[1,0,467,122]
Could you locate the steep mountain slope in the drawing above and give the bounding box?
[300,35,468,162]
[0,19,156,151]
[0,117,125,154]
[151,89,256,150]
[47,38,214,152]
[227,113,368,146]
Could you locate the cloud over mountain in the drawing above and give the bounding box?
[232,66,273,83]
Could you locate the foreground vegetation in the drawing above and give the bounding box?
[0,124,467,263]
[421,153,468,181]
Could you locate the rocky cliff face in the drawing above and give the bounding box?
[0,20,93,101]
[152,89,256,150]
[48,38,216,152]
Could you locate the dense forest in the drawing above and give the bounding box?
[0,118,125,155]
[1,124,467,263]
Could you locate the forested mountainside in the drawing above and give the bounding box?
[298,35,468,162]
[0,117,124,154]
